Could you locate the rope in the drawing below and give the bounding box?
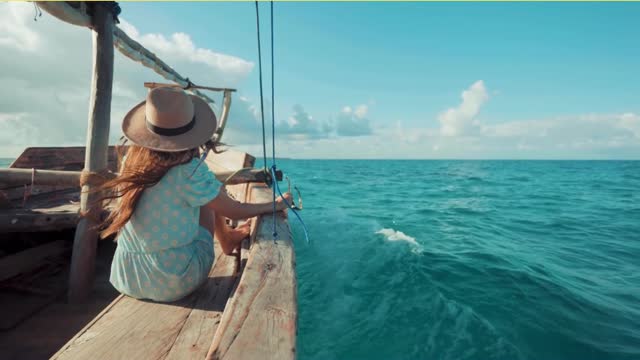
[270,1,276,166]
[22,168,36,208]
[270,1,277,240]
[255,1,268,173]
[271,166,310,244]
[79,170,116,187]
[32,2,42,22]
[254,1,310,244]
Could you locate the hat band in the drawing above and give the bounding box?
[146,115,196,137]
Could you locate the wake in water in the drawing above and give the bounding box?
[376,228,424,253]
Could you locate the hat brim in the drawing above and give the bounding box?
[122,95,217,152]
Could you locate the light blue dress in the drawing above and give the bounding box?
[110,158,222,302]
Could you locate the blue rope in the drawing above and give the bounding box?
[270,1,277,240]
[271,166,310,244]
[254,1,310,244]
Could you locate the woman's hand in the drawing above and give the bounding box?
[275,192,294,212]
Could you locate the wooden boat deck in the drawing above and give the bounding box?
[1,147,297,360]
[0,147,118,233]
[0,238,118,360]
[0,189,80,233]
[52,240,237,360]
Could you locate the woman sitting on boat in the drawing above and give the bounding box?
[98,86,291,302]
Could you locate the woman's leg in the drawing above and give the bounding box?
[199,206,251,255]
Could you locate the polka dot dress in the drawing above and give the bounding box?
[110,158,221,302]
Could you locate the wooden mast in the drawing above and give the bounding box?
[68,3,115,303]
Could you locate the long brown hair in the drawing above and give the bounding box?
[98,140,223,239]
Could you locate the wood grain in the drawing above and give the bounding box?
[52,149,261,359]
[0,240,69,282]
[68,3,115,303]
[206,183,297,360]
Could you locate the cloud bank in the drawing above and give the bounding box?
[0,3,255,157]
[1,3,638,159]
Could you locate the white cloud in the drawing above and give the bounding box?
[0,4,40,51]
[277,104,330,139]
[276,103,375,139]
[1,3,637,160]
[438,80,489,137]
[481,113,640,155]
[0,3,254,157]
[118,20,253,87]
[335,104,373,136]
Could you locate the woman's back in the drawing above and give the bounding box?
[110,158,222,302]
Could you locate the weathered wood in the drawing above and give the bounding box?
[36,2,91,28]
[163,151,254,359]
[52,150,253,359]
[0,167,277,187]
[144,82,236,93]
[163,249,237,360]
[213,91,233,142]
[0,168,103,188]
[206,183,297,360]
[0,289,60,331]
[0,208,79,233]
[3,147,118,202]
[205,150,256,176]
[50,293,197,360]
[9,147,118,171]
[0,240,69,282]
[68,4,115,303]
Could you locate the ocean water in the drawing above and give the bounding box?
[3,158,638,359]
[274,160,640,360]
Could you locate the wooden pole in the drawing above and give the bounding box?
[0,168,280,187]
[68,4,114,303]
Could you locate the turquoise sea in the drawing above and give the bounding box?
[275,159,639,360]
[3,158,639,359]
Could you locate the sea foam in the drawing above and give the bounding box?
[376,228,423,253]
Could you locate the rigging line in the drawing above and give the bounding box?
[271,166,311,244]
[270,0,276,167]
[270,1,277,239]
[255,1,268,172]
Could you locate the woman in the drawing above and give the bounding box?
[99,86,291,302]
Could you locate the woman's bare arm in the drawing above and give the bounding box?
[205,187,292,220]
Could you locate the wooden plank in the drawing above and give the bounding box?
[3,146,118,202]
[206,183,297,360]
[9,147,118,171]
[0,240,69,282]
[52,243,241,360]
[53,151,255,359]
[0,167,276,188]
[0,210,79,233]
[163,246,237,360]
[36,2,91,28]
[69,3,115,303]
[0,168,92,188]
[163,152,254,359]
[50,294,197,360]
[0,290,60,331]
[205,150,256,175]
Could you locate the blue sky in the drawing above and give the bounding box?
[120,2,640,124]
[1,2,639,159]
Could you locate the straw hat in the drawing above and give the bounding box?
[122,87,217,152]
